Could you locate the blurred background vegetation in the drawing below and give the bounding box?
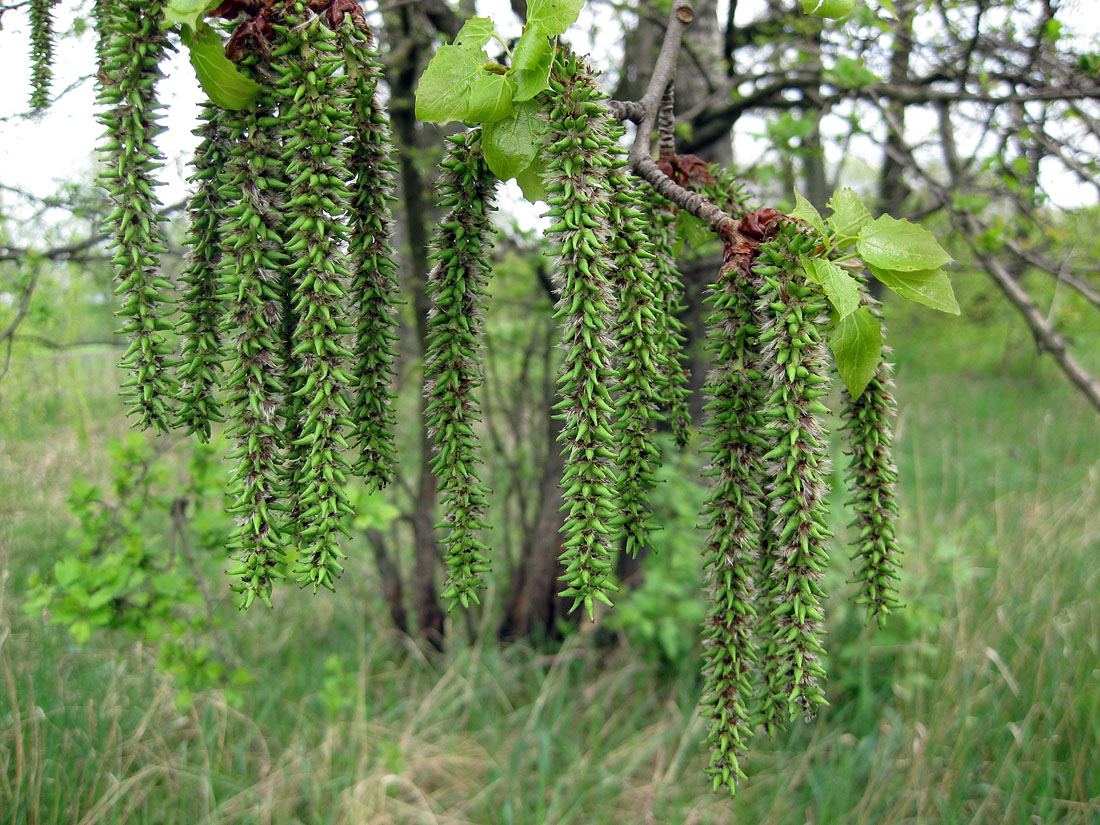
[2,0,1100,822]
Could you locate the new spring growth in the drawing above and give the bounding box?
[425,130,498,609]
[543,52,622,621]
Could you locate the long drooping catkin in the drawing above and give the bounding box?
[341,15,402,492]
[843,299,901,627]
[424,130,498,609]
[273,6,357,593]
[753,224,832,733]
[96,0,176,432]
[699,244,768,795]
[543,52,621,619]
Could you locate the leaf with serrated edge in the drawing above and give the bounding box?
[467,72,515,122]
[830,306,882,397]
[803,257,861,318]
[186,24,260,111]
[792,190,828,238]
[857,214,953,271]
[868,264,961,314]
[526,0,585,36]
[826,187,871,239]
[483,100,545,180]
[414,18,494,124]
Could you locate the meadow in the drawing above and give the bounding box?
[1,286,1098,825]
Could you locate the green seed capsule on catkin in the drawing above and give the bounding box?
[753,225,832,735]
[699,241,771,797]
[175,101,229,442]
[425,129,497,610]
[28,0,58,112]
[217,75,291,609]
[96,0,176,432]
[842,299,901,628]
[543,52,621,619]
[339,15,401,491]
[642,189,693,447]
[272,5,356,593]
[606,128,665,560]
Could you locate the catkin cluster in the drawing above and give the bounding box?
[90,1,401,608]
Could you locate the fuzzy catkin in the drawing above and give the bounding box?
[424,130,497,609]
[843,303,901,627]
[28,0,58,111]
[699,249,769,795]
[341,18,401,492]
[754,226,833,732]
[217,84,290,610]
[96,0,176,432]
[175,103,229,441]
[273,7,357,593]
[607,163,663,560]
[543,53,621,619]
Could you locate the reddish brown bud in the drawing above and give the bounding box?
[739,208,784,241]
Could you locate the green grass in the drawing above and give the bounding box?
[1,293,1099,824]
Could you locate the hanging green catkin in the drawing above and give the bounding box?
[699,246,769,795]
[544,53,620,619]
[273,6,357,593]
[28,0,58,111]
[843,301,901,627]
[218,81,290,610]
[175,102,229,442]
[607,163,663,560]
[424,130,497,608]
[96,0,177,432]
[643,190,693,448]
[340,15,401,491]
[754,225,833,733]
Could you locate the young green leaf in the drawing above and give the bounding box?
[467,71,516,122]
[526,0,585,36]
[512,25,554,102]
[414,17,495,124]
[791,190,828,239]
[164,0,220,31]
[857,215,954,272]
[868,264,961,314]
[185,24,261,111]
[482,99,545,180]
[825,187,871,239]
[803,257,861,318]
[830,306,883,397]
